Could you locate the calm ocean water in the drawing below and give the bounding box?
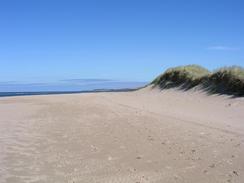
[0,89,136,98]
[0,91,90,97]
[0,81,147,97]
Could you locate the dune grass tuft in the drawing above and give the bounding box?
[152,65,244,96]
[205,66,244,96]
[151,65,210,89]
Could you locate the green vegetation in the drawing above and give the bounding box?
[151,65,210,89]
[151,65,244,96]
[206,66,244,96]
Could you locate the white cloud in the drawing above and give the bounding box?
[207,46,240,51]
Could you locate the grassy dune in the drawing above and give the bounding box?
[152,65,244,96]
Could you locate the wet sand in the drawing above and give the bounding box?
[0,87,244,183]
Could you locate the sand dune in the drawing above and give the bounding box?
[0,87,244,183]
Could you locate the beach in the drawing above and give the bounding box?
[0,87,244,183]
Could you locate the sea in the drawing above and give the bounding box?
[0,89,136,98]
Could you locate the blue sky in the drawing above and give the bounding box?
[0,0,243,91]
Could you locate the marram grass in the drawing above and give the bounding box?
[151,65,244,96]
[206,66,244,96]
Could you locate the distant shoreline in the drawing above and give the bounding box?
[0,88,138,98]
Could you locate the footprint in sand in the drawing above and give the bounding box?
[234,143,241,147]
[191,149,196,153]
[227,171,239,183]
[90,145,98,152]
[147,135,154,141]
[233,171,238,176]
[136,156,142,160]
[203,170,208,174]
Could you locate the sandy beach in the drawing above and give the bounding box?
[0,87,244,183]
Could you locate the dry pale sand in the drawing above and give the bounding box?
[0,86,244,183]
